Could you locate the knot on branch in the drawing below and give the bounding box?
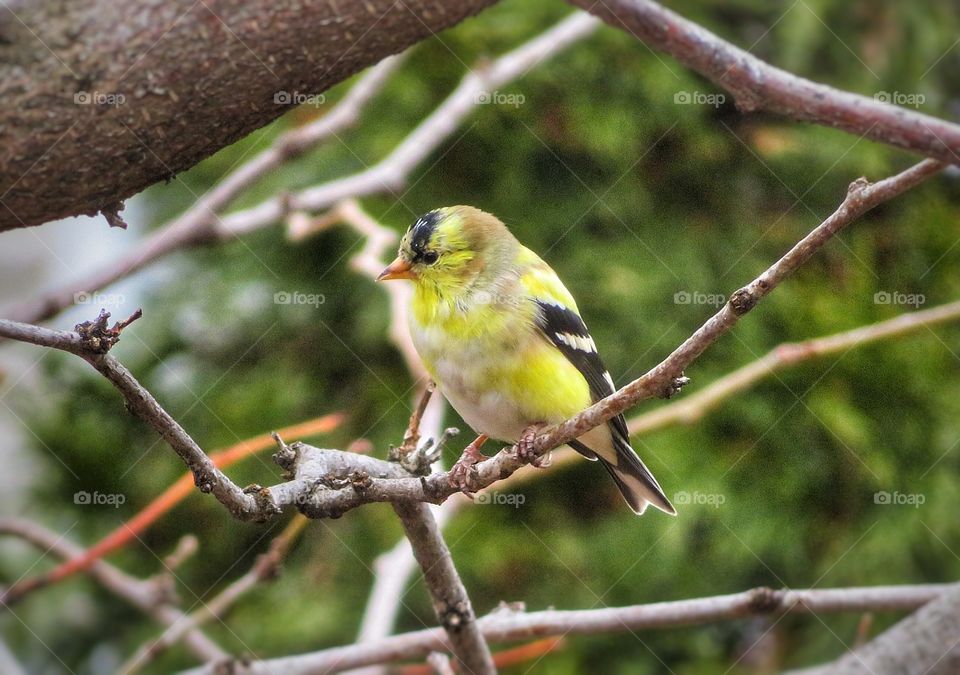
[390,427,459,475]
[747,586,782,613]
[659,374,690,400]
[75,308,142,353]
[321,470,373,491]
[729,288,758,316]
[847,176,870,198]
[272,432,298,478]
[193,468,215,493]
[440,600,474,633]
[243,484,282,522]
[100,201,128,229]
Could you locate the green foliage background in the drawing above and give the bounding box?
[4,1,960,672]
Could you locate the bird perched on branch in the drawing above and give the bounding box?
[378,206,675,516]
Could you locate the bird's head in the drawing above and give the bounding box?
[378,206,515,293]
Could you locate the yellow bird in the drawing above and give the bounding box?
[378,206,675,515]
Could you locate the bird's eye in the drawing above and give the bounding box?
[421,251,439,265]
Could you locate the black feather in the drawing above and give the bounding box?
[408,210,441,263]
[534,300,675,514]
[533,300,628,441]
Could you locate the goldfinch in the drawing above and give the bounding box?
[378,206,675,516]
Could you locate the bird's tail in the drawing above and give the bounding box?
[599,436,676,516]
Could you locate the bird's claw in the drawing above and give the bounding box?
[516,425,549,467]
[448,434,488,496]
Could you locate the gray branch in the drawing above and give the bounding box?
[568,0,960,164]
[0,518,225,663]
[789,584,960,675]
[0,311,267,521]
[0,160,944,524]
[392,501,495,675]
[181,583,957,673]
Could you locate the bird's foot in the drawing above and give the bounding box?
[448,434,488,496]
[516,424,550,467]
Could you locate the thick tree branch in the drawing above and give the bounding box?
[0,0,495,230]
[0,518,226,663]
[568,0,960,164]
[790,585,960,675]
[5,56,404,327]
[3,12,600,327]
[182,583,957,673]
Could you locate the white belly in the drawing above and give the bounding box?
[411,323,530,442]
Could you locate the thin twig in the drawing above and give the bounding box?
[569,0,960,164]
[391,501,495,675]
[628,297,960,434]
[181,583,956,674]
[0,314,269,520]
[2,414,343,604]
[0,518,226,663]
[119,515,311,675]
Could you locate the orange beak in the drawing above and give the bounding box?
[377,256,416,281]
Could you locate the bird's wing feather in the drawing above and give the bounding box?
[530,295,675,516]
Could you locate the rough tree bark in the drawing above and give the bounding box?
[0,0,495,230]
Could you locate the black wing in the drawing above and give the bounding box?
[533,300,631,443]
[534,300,675,515]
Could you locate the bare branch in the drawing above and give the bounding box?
[0,518,226,663]
[119,515,310,675]
[392,501,495,675]
[790,585,960,675]
[1,160,944,524]
[531,160,944,464]
[4,13,600,328]
[182,583,957,674]
[568,0,960,164]
[0,314,269,521]
[2,414,342,604]
[253,160,946,517]
[629,297,960,434]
